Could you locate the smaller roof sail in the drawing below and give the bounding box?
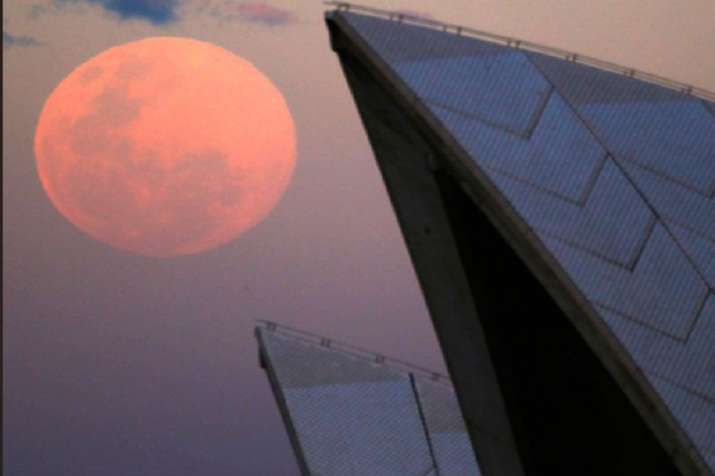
[256,322,481,475]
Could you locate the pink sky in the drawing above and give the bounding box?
[4,1,714,474]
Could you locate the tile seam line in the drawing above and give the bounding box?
[425,96,607,206]
[625,214,658,271]
[522,50,714,292]
[618,154,715,199]
[541,228,646,270]
[595,303,692,343]
[648,369,715,407]
[683,291,712,341]
[478,158,598,206]
[420,91,549,140]
[668,220,715,248]
[411,374,443,476]
[576,151,609,205]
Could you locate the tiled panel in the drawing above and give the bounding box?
[598,293,715,464]
[430,93,605,203]
[541,224,708,339]
[341,11,504,63]
[598,296,715,399]
[431,432,482,475]
[415,378,482,475]
[344,13,551,138]
[528,50,715,295]
[669,223,715,288]
[649,371,715,458]
[483,160,653,268]
[262,331,435,475]
[579,100,715,196]
[260,329,487,475]
[618,160,715,240]
[415,378,469,433]
[283,381,433,475]
[394,52,551,137]
[527,52,685,105]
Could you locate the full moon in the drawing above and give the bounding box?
[35,37,296,257]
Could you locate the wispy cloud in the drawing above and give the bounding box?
[203,1,296,27]
[41,0,296,27]
[27,4,49,19]
[233,3,294,26]
[3,31,42,48]
[56,0,184,25]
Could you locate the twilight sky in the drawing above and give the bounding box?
[4,1,714,474]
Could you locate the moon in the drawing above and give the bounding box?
[34,37,296,257]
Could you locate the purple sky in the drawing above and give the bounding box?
[4,1,714,474]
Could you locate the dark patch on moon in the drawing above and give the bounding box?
[173,150,246,207]
[61,142,247,254]
[70,82,142,160]
[116,54,153,82]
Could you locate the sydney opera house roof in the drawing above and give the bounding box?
[256,321,481,475]
[319,4,714,476]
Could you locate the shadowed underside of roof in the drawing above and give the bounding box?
[326,8,714,476]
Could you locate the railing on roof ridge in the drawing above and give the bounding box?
[256,319,453,386]
[325,1,715,102]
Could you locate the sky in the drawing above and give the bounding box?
[3,1,715,474]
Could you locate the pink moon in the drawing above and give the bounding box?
[34,37,296,257]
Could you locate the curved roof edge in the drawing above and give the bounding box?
[255,320,453,386]
[324,1,715,102]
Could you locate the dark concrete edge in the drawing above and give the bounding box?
[255,327,312,476]
[325,10,711,476]
[331,25,527,476]
[336,44,566,473]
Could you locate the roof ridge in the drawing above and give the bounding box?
[324,1,715,102]
[256,319,453,387]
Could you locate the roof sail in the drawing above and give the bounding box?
[327,7,714,476]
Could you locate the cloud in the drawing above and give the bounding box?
[57,0,184,25]
[28,4,49,19]
[3,31,42,48]
[205,1,296,27]
[234,3,294,26]
[37,0,297,27]
[46,1,295,27]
